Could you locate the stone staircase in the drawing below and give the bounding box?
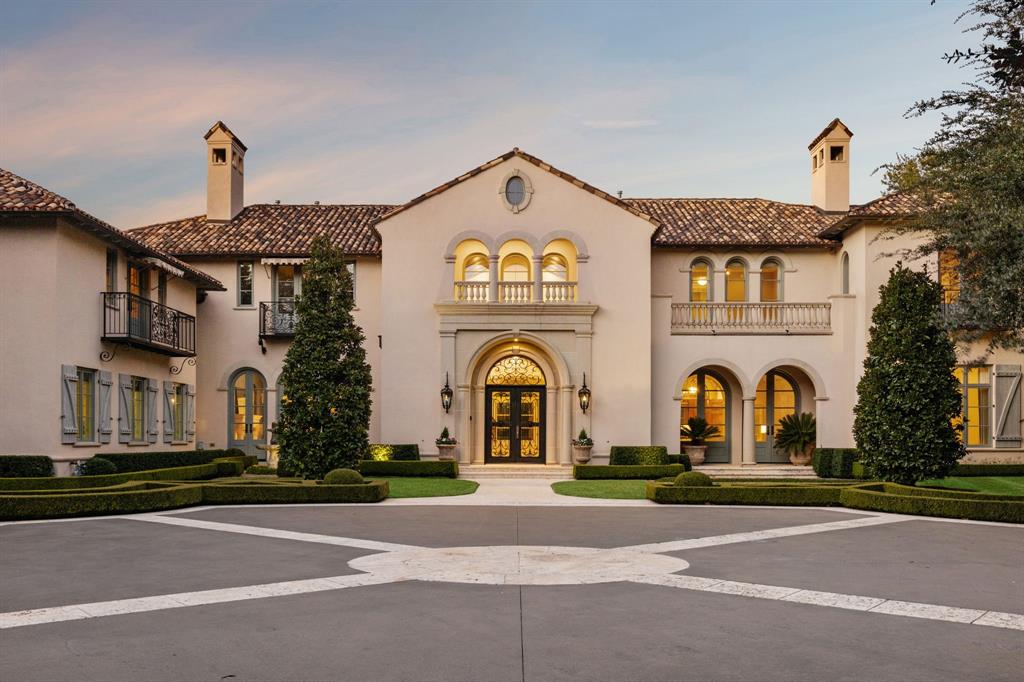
[693,464,816,479]
[458,464,575,480]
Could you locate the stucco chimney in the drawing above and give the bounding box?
[809,118,852,212]
[205,121,246,222]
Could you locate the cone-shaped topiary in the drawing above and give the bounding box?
[277,237,373,480]
[323,468,365,485]
[674,471,713,487]
[853,264,965,485]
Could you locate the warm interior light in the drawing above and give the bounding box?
[696,278,708,287]
[760,425,768,434]
[688,386,698,394]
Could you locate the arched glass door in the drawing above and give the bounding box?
[755,370,799,463]
[485,355,546,464]
[680,370,730,463]
[229,369,267,458]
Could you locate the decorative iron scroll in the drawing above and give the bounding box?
[486,355,545,385]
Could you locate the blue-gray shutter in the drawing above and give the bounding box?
[98,371,113,444]
[186,384,196,441]
[146,379,158,444]
[60,364,78,444]
[994,364,1022,449]
[118,374,132,443]
[163,381,174,443]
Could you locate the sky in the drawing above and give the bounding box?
[0,1,974,228]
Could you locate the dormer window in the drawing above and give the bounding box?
[212,148,227,164]
[830,145,845,162]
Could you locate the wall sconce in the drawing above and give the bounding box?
[440,372,454,413]
[578,373,591,413]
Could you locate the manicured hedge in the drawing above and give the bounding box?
[840,483,1024,524]
[0,462,223,491]
[358,460,458,478]
[609,446,669,466]
[646,481,844,506]
[202,480,388,505]
[666,454,693,470]
[851,461,872,479]
[951,463,1024,477]
[812,448,859,478]
[368,444,420,461]
[574,464,686,480]
[100,449,246,473]
[0,456,54,478]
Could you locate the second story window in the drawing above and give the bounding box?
[542,254,568,282]
[463,254,490,282]
[939,250,960,304]
[158,271,167,306]
[501,254,530,282]
[725,259,747,302]
[690,260,711,302]
[760,260,781,302]
[237,261,254,307]
[106,249,118,292]
[841,252,850,294]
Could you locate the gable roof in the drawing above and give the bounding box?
[131,203,394,257]
[379,148,661,228]
[808,118,854,150]
[632,198,840,248]
[817,193,929,238]
[0,168,224,290]
[204,120,247,151]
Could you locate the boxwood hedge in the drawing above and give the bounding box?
[840,483,1024,523]
[99,449,249,472]
[574,464,686,480]
[646,482,845,506]
[812,449,859,478]
[358,460,458,478]
[609,446,669,466]
[666,454,693,470]
[202,480,388,505]
[0,462,223,491]
[950,463,1024,477]
[368,444,420,461]
[0,456,54,478]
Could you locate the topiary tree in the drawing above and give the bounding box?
[323,468,364,485]
[276,237,372,479]
[853,264,966,484]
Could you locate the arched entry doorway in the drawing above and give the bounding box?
[485,355,546,464]
[228,368,267,458]
[680,370,730,463]
[754,370,799,463]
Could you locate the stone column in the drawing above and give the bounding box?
[558,387,573,464]
[742,396,756,465]
[473,387,486,463]
[532,254,543,303]
[488,254,499,302]
[458,385,472,464]
[545,386,558,465]
[443,255,456,301]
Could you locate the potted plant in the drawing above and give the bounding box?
[435,427,457,461]
[680,417,720,466]
[571,429,594,464]
[775,412,816,465]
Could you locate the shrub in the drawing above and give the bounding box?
[774,413,816,459]
[78,458,117,476]
[100,450,216,472]
[812,449,860,478]
[680,417,720,446]
[0,463,222,491]
[666,454,693,471]
[246,465,278,475]
[367,444,420,461]
[0,482,204,521]
[609,446,668,466]
[0,456,54,478]
[277,459,298,477]
[647,482,845,506]
[851,461,871,479]
[951,463,1024,476]
[674,471,713,487]
[573,464,685,480]
[358,460,458,478]
[201,480,388,505]
[324,468,365,485]
[840,483,1024,524]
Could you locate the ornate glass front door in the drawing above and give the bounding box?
[228,369,267,458]
[755,371,798,463]
[680,370,730,463]
[484,355,547,464]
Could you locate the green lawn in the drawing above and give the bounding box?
[378,477,478,498]
[917,476,1024,496]
[551,480,648,499]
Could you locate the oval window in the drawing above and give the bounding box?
[505,176,526,206]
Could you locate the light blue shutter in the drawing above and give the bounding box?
[146,380,158,444]
[186,384,196,441]
[98,371,113,444]
[163,381,174,443]
[118,374,132,443]
[60,365,78,444]
[994,365,1022,449]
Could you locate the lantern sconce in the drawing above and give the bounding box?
[578,372,591,413]
[440,372,454,413]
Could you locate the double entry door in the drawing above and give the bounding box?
[229,370,267,458]
[755,370,798,463]
[485,386,545,463]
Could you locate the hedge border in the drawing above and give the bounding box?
[574,464,686,480]
[367,444,421,461]
[646,482,844,506]
[0,456,251,491]
[358,460,459,478]
[812,448,859,478]
[608,446,669,466]
[666,454,693,470]
[840,483,1024,524]
[951,463,1024,477]
[0,456,54,478]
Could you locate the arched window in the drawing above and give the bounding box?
[725,259,747,302]
[463,253,490,282]
[760,259,782,302]
[542,253,568,282]
[841,252,850,294]
[228,368,267,458]
[690,260,712,302]
[501,253,531,282]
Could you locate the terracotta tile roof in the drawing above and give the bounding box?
[0,168,224,290]
[808,118,853,150]
[630,198,841,248]
[818,193,931,238]
[131,203,395,257]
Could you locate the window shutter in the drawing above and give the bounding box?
[98,371,113,443]
[994,364,1022,449]
[146,380,159,444]
[163,381,174,443]
[186,384,196,440]
[118,374,132,443]
[60,365,78,444]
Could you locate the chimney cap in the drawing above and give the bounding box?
[808,118,853,151]
[204,120,248,152]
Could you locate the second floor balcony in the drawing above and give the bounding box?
[102,292,196,356]
[671,302,832,335]
[454,280,579,304]
[260,300,298,338]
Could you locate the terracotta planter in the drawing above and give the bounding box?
[436,443,457,461]
[572,444,593,464]
[683,445,707,466]
[789,444,814,466]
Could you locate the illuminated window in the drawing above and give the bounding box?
[542,254,568,282]
[939,250,960,304]
[760,260,781,302]
[501,253,530,282]
[464,253,490,282]
[76,367,96,442]
[725,259,747,302]
[131,376,146,442]
[172,383,186,442]
[690,260,711,302]
[954,366,991,447]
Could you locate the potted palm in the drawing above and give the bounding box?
[571,429,594,464]
[435,427,457,461]
[680,417,720,466]
[774,412,816,465]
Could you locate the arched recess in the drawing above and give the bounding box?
[673,359,751,400]
[465,332,569,389]
[444,231,495,258]
[539,230,589,261]
[680,368,733,464]
[227,367,268,458]
[751,358,828,401]
[494,231,541,253]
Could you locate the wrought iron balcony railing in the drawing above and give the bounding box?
[260,300,298,338]
[671,302,832,335]
[102,292,196,356]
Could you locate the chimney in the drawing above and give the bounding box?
[205,121,246,222]
[809,118,852,212]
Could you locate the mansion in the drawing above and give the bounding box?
[1,119,1021,474]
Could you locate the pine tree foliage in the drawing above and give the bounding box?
[853,265,966,485]
[277,237,372,478]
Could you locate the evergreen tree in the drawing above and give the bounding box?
[277,237,372,478]
[853,265,966,485]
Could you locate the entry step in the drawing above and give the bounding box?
[693,465,817,479]
[458,464,574,480]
